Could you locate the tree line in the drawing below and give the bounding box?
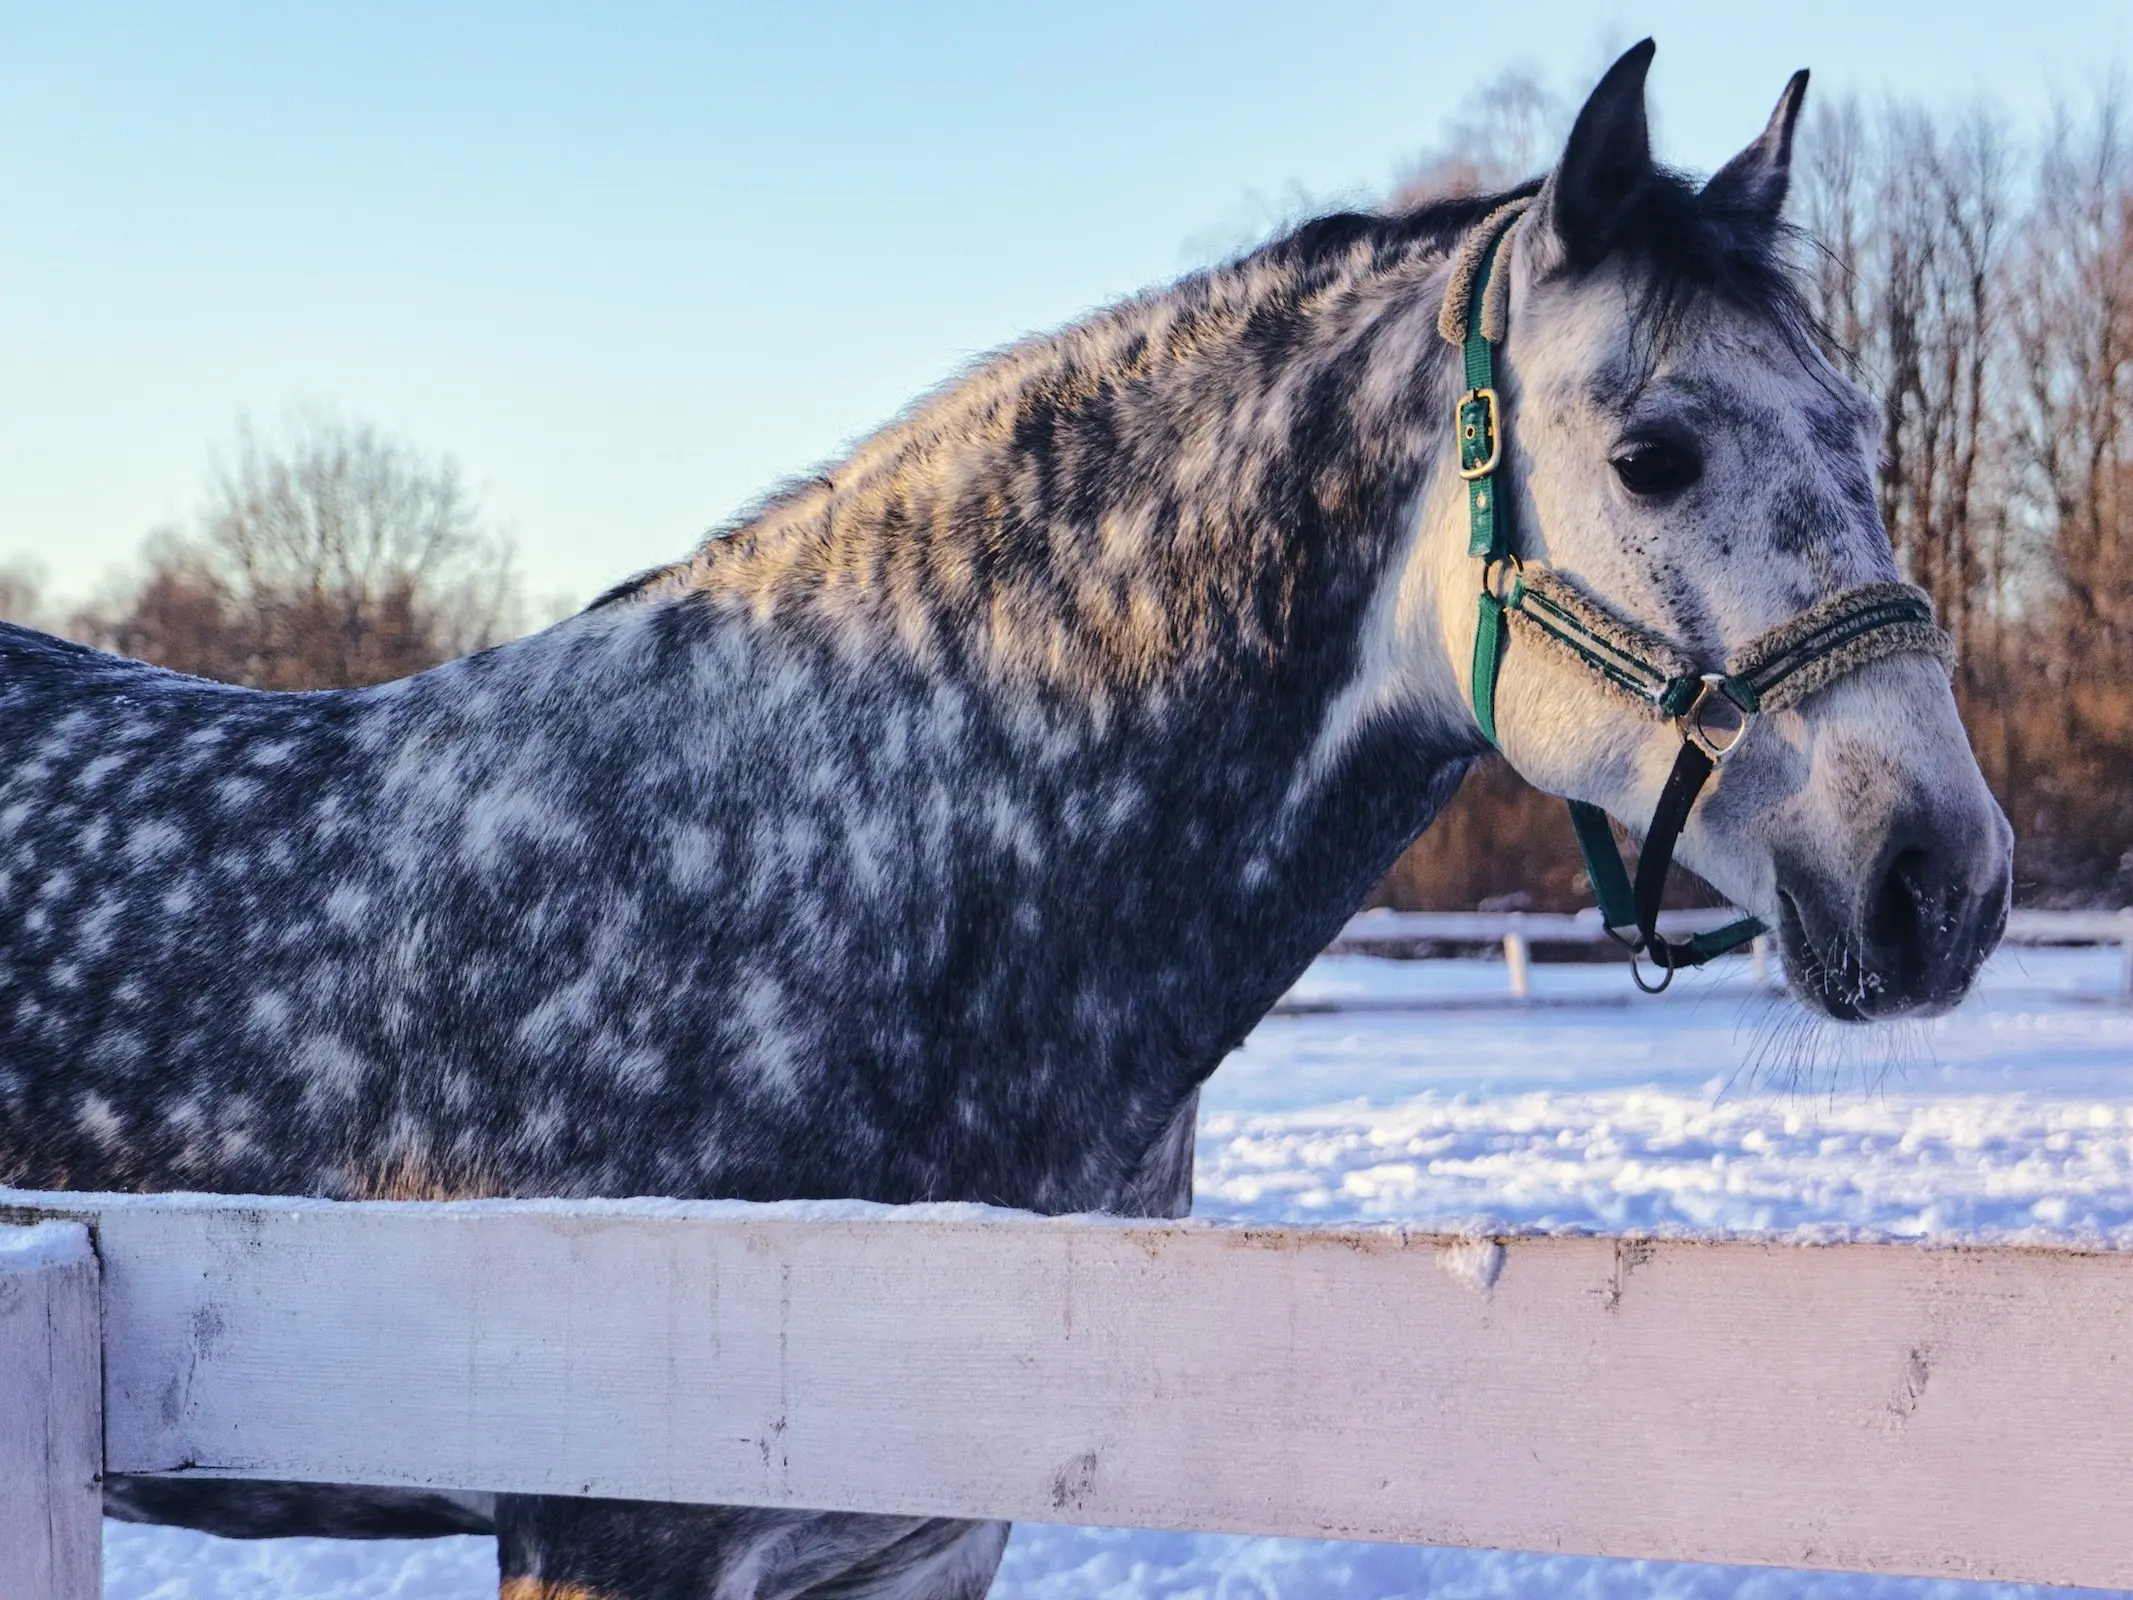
[1,418,523,691]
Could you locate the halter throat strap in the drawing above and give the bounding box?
[1440,205,1957,988]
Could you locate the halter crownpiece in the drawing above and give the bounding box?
[1439,204,1957,990]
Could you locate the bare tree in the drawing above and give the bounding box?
[81,417,525,690]
[1999,89,2133,886]
[1799,96,1872,368]
[1392,68,1568,205]
[2013,91,2133,648]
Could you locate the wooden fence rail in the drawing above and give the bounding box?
[1326,906,2133,1000]
[4,1189,2131,1595]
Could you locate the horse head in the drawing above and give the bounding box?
[1398,43,2012,1018]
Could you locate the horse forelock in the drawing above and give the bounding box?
[1563,166,1824,384]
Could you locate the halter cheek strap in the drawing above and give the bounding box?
[1442,202,1958,990]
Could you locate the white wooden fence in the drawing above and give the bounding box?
[1324,905,2133,1000]
[5,1189,2132,1597]
[0,1221,100,1599]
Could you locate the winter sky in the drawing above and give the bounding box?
[4,1,2128,609]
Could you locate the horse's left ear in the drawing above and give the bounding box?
[1702,70,1810,224]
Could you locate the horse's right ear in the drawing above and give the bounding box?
[1701,70,1809,224]
[1531,39,1657,274]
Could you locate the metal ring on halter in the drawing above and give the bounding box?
[1481,551,1523,604]
[1628,944,1678,994]
[1603,921,1679,993]
[1677,673,1754,763]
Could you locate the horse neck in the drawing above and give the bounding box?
[617,248,1479,1022]
[658,242,1469,693]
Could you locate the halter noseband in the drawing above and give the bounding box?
[1443,200,1956,991]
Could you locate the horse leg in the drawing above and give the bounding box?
[1110,1087,1198,1220]
[103,1476,496,1539]
[494,1497,1007,1600]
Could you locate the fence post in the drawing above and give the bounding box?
[1503,931,1532,999]
[0,1222,102,1600]
[1752,934,1772,988]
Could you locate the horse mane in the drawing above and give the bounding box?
[583,185,1544,616]
[587,168,1817,618]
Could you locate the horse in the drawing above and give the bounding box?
[0,41,2011,1600]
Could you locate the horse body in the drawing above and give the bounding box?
[0,42,2013,1600]
[0,580,1443,1208]
[0,217,1473,1208]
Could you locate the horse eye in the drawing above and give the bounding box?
[1611,439,1703,497]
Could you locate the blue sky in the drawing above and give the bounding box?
[2,2,2126,607]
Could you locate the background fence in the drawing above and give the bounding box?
[1319,906,2133,1000]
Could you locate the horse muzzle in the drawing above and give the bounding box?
[1774,800,2014,1021]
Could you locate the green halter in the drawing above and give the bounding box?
[1444,201,1956,990]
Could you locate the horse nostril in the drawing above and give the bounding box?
[1788,821,2007,1021]
[1866,846,1930,956]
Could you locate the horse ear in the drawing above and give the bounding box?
[1532,39,1657,272]
[1702,70,1810,223]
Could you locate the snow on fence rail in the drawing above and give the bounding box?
[6,1189,2133,1596]
[1325,905,2133,999]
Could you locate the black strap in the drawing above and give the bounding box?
[1621,741,1758,990]
[1635,741,1714,953]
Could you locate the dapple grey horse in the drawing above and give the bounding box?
[0,41,2010,1600]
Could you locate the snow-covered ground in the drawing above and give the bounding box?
[103,946,2133,1599]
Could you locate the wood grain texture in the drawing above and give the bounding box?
[6,1191,2132,1587]
[0,1222,102,1600]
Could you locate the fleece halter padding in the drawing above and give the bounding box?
[1724,582,1955,713]
[1436,199,1527,347]
[1437,204,1957,989]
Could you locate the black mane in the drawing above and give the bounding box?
[1257,169,1817,354]
[1254,180,1544,274]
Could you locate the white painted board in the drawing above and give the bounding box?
[0,1222,101,1600]
[5,1192,2126,1588]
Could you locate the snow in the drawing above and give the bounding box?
[990,1525,2104,1600]
[0,1217,89,1268]
[102,1532,498,1600]
[99,945,2133,1598]
[3,1185,1038,1226]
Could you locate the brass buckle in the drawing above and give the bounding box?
[1679,673,1753,762]
[1457,387,1501,480]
